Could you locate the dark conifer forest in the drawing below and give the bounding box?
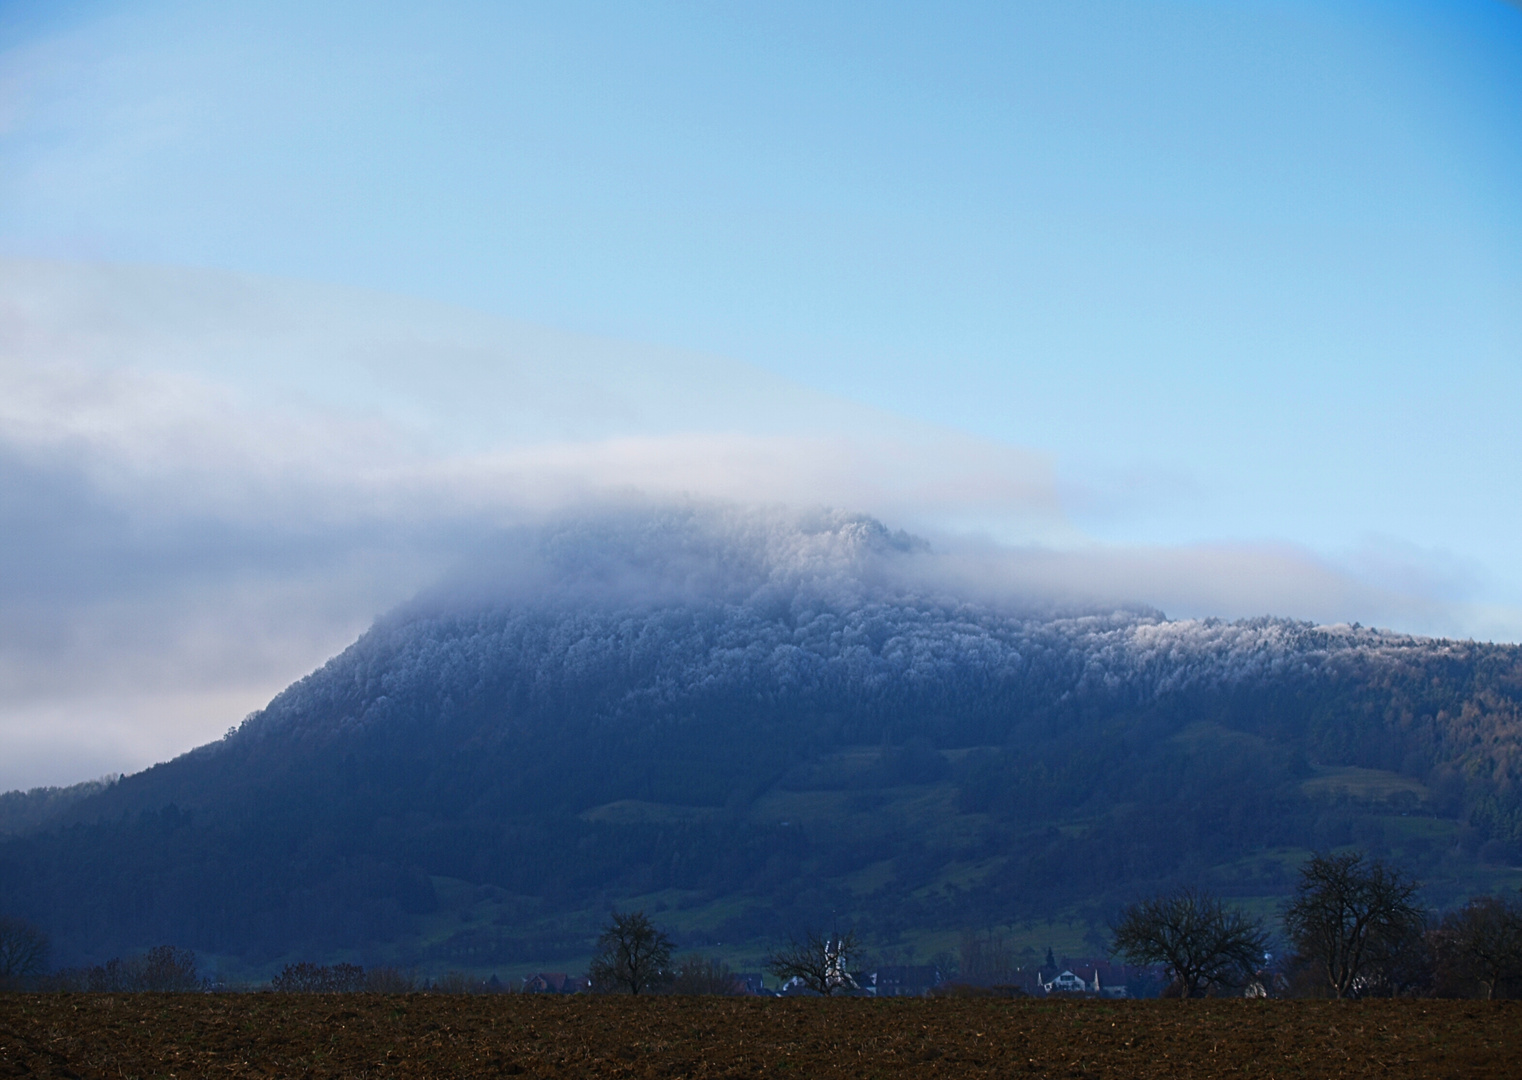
[2,508,1519,974]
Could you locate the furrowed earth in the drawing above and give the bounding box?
[1,996,1517,1079]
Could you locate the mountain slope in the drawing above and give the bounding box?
[2,506,1520,972]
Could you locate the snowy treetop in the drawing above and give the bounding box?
[239,506,1465,744]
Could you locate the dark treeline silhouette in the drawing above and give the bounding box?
[669,954,748,995]
[271,961,369,993]
[1112,852,1522,999]
[268,962,471,993]
[0,778,117,837]
[45,945,204,992]
[4,855,1517,998]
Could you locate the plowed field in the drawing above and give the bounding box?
[2,994,1517,1079]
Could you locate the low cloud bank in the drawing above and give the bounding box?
[0,259,1506,789]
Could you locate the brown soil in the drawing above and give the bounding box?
[1,994,1517,1079]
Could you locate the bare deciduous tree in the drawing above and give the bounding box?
[0,916,49,988]
[589,910,673,995]
[766,930,859,996]
[1110,888,1268,998]
[1283,851,1425,999]
[1433,892,1522,999]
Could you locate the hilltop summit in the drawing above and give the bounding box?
[3,507,1520,972]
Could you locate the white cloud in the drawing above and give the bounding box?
[0,257,1511,791]
[912,535,1500,635]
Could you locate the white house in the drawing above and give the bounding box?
[1042,969,1096,994]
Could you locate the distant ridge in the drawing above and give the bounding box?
[2,506,1519,974]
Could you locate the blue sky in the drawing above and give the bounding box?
[1,1,1519,787]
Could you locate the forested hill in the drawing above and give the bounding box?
[2,507,1521,974]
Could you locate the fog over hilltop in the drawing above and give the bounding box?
[244,505,1459,750]
[4,503,1520,970]
[0,260,1512,792]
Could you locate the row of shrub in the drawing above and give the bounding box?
[268,959,744,995]
[42,946,205,993]
[270,962,489,994]
[4,857,1518,999]
[273,961,397,993]
[1104,853,1522,1000]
